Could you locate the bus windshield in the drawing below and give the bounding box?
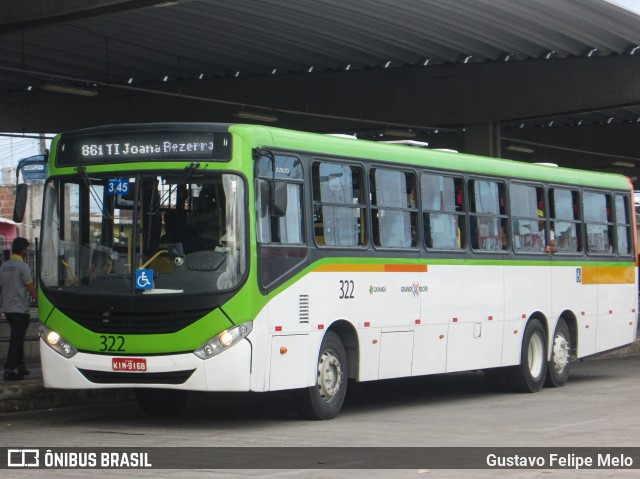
[40,172,246,296]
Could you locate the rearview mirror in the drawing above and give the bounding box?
[13,183,27,223]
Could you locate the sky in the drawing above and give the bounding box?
[0,134,52,172]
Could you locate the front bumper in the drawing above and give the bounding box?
[39,338,252,391]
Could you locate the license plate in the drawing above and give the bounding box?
[112,358,147,372]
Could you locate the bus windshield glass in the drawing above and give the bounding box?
[40,172,246,296]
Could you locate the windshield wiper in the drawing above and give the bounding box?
[76,166,112,220]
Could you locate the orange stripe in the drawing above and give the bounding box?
[582,266,635,285]
[384,264,427,272]
[315,264,427,273]
[315,264,384,272]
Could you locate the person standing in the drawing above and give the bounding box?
[1,237,37,381]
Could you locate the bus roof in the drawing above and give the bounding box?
[231,124,630,191]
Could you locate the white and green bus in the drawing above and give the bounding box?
[30,123,637,419]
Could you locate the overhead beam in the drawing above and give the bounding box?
[500,122,640,185]
[213,54,640,127]
[1,55,640,132]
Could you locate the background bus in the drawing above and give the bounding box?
[28,123,638,419]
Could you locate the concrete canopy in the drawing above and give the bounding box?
[1,0,640,182]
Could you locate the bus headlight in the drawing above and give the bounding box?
[194,322,253,359]
[40,324,78,358]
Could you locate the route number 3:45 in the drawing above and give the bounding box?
[107,178,130,195]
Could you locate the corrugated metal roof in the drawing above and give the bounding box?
[1,0,639,93]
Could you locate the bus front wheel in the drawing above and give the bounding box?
[295,331,348,420]
[507,319,547,393]
[545,318,571,388]
[134,388,189,416]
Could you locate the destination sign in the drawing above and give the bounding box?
[56,131,232,166]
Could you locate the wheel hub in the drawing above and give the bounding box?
[317,349,343,403]
[527,333,545,379]
[553,333,570,373]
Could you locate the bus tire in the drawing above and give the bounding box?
[506,319,547,393]
[545,318,571,388]
[295,331,348,420]
[134,388,189,416]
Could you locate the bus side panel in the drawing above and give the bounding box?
[412,264,448,376]
[552,265,597,358]
[254,282,315,392]
[204,340,252,391]
[268,333,311,391]
[502,265,550,366]
[436,265,504,373]
[501,318,527,365]
[379,331,414,379]
[260,267,425,388]
[357,327,381,382]
[311,269,418,381]
[364,269,419,380]
[595,280,637,353]
[412,324,448,376]
[249,305,270,392]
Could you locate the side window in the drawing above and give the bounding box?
[255,152,306,291]
[421,172,466,250]
[510,183,545,253]
[312,162,366,247]
[469,179,507,252]
[550,188,581,254]
[370,168,418,248]
[614,194,632,256]
[255,154,305,245]
[583,191,613,254]
[276,184,304,243]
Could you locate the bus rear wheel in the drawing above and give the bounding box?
[507,319,547,393]
[295,331,348,420]
[134,388,189,416]
[545,318,571,388]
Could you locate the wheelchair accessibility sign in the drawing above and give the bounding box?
[136,269,154,290]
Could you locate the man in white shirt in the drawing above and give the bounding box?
[1,237,38,381]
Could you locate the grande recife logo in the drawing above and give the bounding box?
[401,281,428,297]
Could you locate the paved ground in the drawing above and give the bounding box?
[1,342,640,478]
[2,335,638,414]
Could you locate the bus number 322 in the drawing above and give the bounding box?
[99,335,125,352]
[339,280,355,299]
